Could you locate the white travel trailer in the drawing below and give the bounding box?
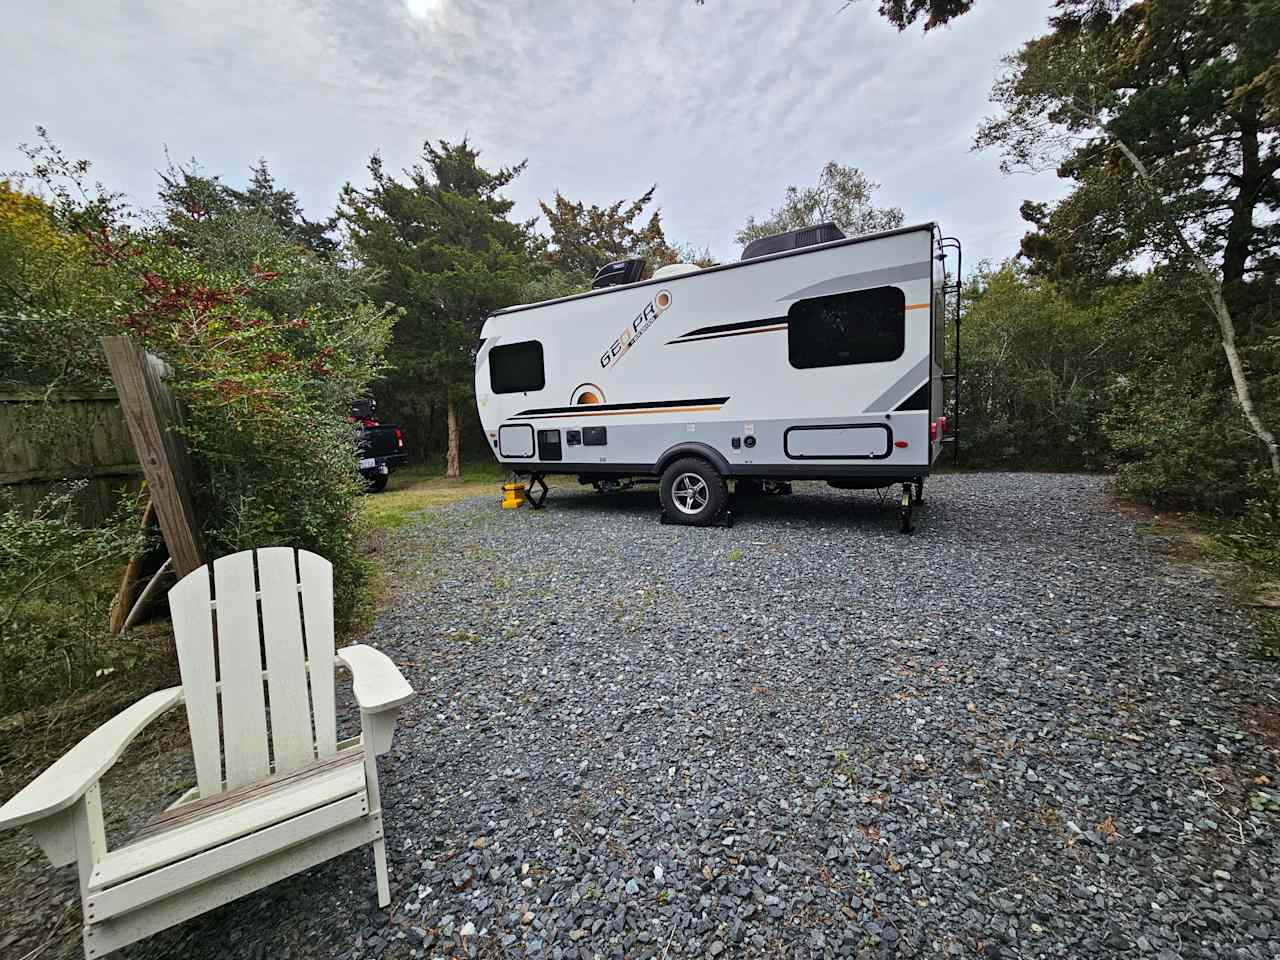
[475,222,960,531]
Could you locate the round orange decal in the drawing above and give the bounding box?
[571,383,606,405]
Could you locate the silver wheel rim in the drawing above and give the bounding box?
[672,472,710,515]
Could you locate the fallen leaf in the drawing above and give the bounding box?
[1096,816,1119,843]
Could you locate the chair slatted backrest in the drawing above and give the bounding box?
[168,547,338,796]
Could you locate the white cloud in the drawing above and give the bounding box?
[404,0,446,19]
[1,0,1069,266]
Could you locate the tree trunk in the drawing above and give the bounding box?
[1112,137,1280,480]
[445,399,460,479]
[423,402,437,463]
[1220,105,1264,318]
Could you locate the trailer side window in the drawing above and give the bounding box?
[489,340,546,393]
[787,286,905,369]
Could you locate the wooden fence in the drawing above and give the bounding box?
[0,390,144,524]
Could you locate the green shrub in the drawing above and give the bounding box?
[108,215,392,628]
[0,484,150,713]
[955,263,1132,471]
[1223,489,1280,577]
[1102,269,1279,513]
[9,142,393,631]
[1105,380,1266,512]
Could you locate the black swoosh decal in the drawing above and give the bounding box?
[668,317,787,343]
[516,396,729,416]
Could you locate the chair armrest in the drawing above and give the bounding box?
[336,645,413,756]
[0,686,184,833]
[336,644,413,713]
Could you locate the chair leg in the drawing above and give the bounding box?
[363,747,391,907]
[372,837,390,907]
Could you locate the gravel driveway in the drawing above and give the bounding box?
[9,473,1280,960]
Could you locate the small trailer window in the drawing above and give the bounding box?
[787,286,905,369]
[490,340,546,393]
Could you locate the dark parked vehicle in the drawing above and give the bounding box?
[351,398,407,492]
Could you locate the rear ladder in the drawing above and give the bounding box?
[938,236,962,464]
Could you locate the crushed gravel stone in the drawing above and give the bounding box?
[5,473,1278,960]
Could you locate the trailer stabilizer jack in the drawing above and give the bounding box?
[526,474,548,509]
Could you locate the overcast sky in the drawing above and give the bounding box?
[4,0,1068,267]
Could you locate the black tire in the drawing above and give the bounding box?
[363,472,389,493]
[735,479,764,499]
[659,457,727,526]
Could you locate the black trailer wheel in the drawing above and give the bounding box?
[899,482,915,534]
[660,457,727,526]
[363,472,389,493]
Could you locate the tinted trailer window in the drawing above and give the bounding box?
[490,340,546,393]
[787,285,906,369]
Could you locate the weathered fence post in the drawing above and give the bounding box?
[101,336,205,577]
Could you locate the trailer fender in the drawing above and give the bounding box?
[655,442,732,478]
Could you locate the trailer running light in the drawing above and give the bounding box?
[929,420,938,441]
[395,428,403,448]
[894,440,909,449]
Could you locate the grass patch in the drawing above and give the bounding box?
[1123,500,1280,663]
[360,460,508,532]
[345,459,510,636]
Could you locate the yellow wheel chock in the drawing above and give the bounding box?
[501,474,548,510]
[501,481,526,509]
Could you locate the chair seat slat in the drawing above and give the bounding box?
[139,747,364,839]
[86,794,369,922]
[89,751,366,891]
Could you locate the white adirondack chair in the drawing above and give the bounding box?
[0,547,413,958]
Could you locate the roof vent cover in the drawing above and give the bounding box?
[740,222,846,261]
[591,257,647,289]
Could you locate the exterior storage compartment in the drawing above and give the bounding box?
[498,424,535,458]
[784,423,891,460]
